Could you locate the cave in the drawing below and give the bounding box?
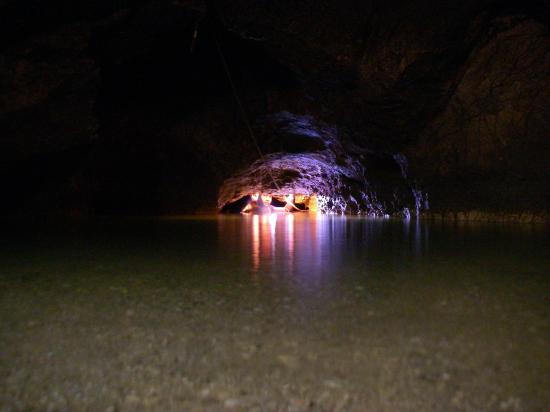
[1,0,547,219]
[1,1,549,410]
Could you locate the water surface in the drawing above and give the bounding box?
[1,215,549,411]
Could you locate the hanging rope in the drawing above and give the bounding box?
[213,34,281,191]
[189,21,199,53]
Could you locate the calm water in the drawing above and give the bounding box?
[1,215,549,411]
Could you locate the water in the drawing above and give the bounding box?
[1,216,549,411]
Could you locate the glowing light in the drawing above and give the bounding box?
[269,214,277,260]
[268,212,278,229]
[252,214,260,273]
[251,193,259,201]
[261,194,273,207]
[259,215,274,265]
[308,195,318,212]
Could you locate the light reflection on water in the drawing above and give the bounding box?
[1,215,546,293]
[217,214,431,280]
[214,214,550,308]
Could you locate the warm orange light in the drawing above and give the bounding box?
[308,195,318,212]
[261,194,272,207]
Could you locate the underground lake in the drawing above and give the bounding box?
[2,1,549,410]
[1,215,548,411]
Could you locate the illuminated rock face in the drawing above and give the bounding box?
[218,112,355,207]
[218,152,359,212]
[218,113,423,216]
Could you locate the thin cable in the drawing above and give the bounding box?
[213,35,281,191]
[190,22,199,53]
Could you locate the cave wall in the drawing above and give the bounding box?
[216,0,550,216]
[0,0,548,216]
[409,16,550,212]
[0,1,291,215]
